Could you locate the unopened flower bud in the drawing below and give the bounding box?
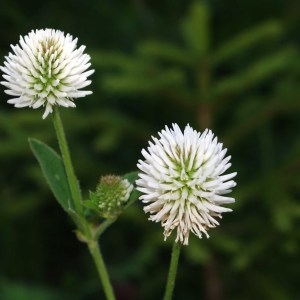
[96,175,133,218]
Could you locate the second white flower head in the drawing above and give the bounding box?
[0,29,94,118]
[136,124,237,245]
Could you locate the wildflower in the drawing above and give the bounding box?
[93,175,133,219]
[0,29,94,119]
[136,124,237,245]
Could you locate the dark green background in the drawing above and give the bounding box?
[0,0,299,299]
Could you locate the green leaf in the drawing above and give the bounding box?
[82,199,99,211]
[29,138,71,211]
[181,1,210,58]
[137,40,193,65]
[102,68,185,95]
[211,47,296,98]
[213,20,284,64]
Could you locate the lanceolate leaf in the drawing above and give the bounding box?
[29,138,71,211]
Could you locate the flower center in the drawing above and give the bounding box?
[32,39,64,99]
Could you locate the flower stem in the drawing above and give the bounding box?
[94,218,117,240]
[88,240,116,300]
[163,241,181,300]
[52,107,82,215]
[52,108,116,299]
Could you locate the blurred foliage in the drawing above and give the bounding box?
[1,0,300,299]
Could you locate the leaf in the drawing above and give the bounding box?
[181,1,210,58]
[29,138,71,211]
[211,47,296,98]
[102,68,185,95]
[213,20,284,64]
[82,199,99,211]
[137,40,192,65]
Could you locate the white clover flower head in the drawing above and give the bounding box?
[0,29,94,119]
[136,124,237,245]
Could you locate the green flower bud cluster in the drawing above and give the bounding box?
[94,175,133,218]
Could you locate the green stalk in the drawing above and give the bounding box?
[52,107,82,214]
[88,240,116,300]
[52,107,116,299]
[163,241,181,300]
[94,218,117,240]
